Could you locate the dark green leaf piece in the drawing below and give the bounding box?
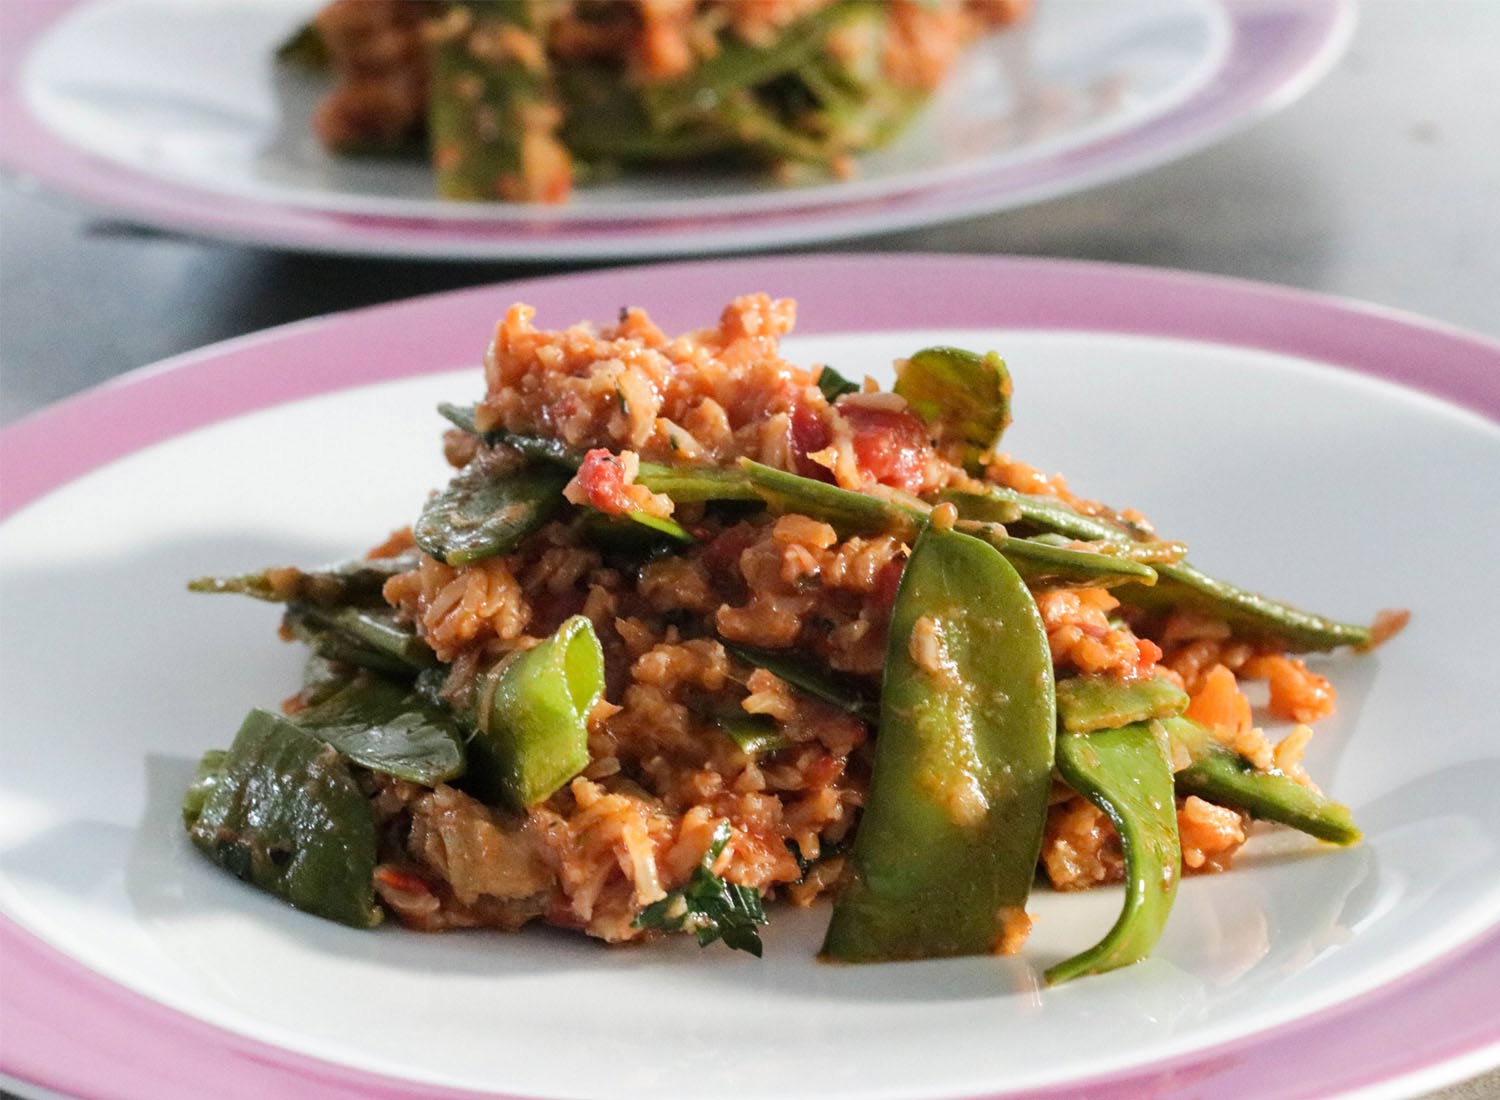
[1056,674,1190,735]
[822,527,1055,961]
[715,712,790,756]
[1047,721,1181,984]
[467,615,604,809]
[633,820,768,956]
[895,346,1012,467]
[294,673,466,786]
[185,709,381,928]
[723,642,878,725]
[188,555,414,606]
[1165,718,1361,844]
[276,22,328,68]
[414,456,570,566]
[284,603,438,677]
[817,365,861,402]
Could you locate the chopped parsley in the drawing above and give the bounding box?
[633,820,767,956]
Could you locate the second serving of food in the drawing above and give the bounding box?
[186,293,1404,981]
[288,0,1029,202]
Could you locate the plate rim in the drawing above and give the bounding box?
[0,0,1353,260]
[1,254,1498,1100]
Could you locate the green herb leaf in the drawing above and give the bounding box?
[633,820,768,956]
[817,365,861,402]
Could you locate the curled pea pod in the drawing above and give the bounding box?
[1164,718,1361,844]
[184,709,382,928]
[293,672,466,787]
[723,642,879,726]
[822,526,1055,961]
[1056,673,1190,735]
[187,554,415,606]
[894,346,1013,469]
[1047,721,1182,984]
[284,602,437,678]
[415,455,570,566]
[465,615,605,809]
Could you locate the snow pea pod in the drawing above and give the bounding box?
[723,642,879,725]
[738,459,925,538]
[943,489,1373,650]
[954,522,1158,590]
[938,489,1173,561]
[184,709,382,928]
[1056,674,1189,735]
[1164,718,1361,844]
[188,554,415,606]
[894,347,1012,468]
[414,455,570,566]
[466,615,604,809]
[294,672,466,786]
[1118,563,1373,652]
[822,527,1055,961]
[1047,721,1181,983]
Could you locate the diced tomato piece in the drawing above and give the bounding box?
[839,404,934,493]
[790,400,835,482]
[574,449,635,515]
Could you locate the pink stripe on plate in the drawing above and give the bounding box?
[2,255,1498,1100]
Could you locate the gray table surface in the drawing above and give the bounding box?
[0,1,1495,1097]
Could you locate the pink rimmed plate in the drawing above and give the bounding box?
[0,0,1349,259]
[2,255,1498,1100]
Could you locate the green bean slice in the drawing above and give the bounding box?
[415,456,570,566]
[723,642,879,725]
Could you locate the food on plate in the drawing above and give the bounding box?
[282,0,1030,203]
[185,294,1404,980]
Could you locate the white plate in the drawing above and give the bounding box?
[2,258,1500,1100]
[20,0,1226,221]
[0,1,1351,257]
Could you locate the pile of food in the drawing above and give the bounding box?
[184,294,1403,980]
[282,0,1029,202]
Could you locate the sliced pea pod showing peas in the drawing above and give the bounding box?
[822,526,1056,962]
[1048,720,1181,984]
[463,615,606,810]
